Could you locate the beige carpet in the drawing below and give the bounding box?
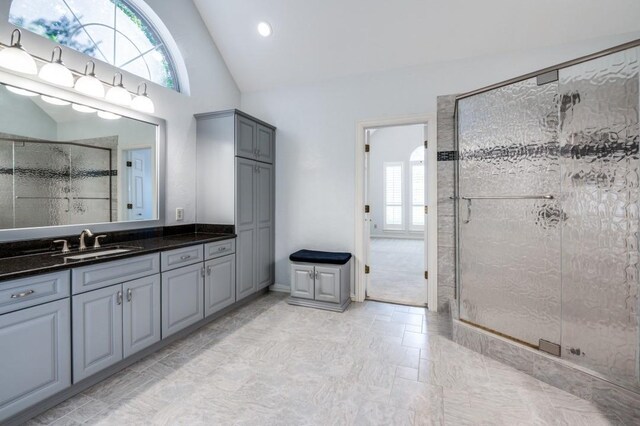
[367,237,426,306]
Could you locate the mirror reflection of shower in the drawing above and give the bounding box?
[0,137,115,229]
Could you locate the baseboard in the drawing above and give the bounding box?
[269,283,290,293]
[370,234,423,240]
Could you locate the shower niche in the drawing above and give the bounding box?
[456,45,639,389]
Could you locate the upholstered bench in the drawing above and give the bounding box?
[288,249,352,312]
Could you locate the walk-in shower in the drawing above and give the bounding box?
[456,43,639,390]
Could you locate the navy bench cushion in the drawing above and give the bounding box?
[289,249,352,265]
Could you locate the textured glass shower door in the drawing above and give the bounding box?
[558,47,639,385]
[458,77,562,347]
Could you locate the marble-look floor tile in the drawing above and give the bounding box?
[29,292,638,426]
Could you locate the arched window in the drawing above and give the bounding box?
[409,146,424,229]
[9,0,182,91]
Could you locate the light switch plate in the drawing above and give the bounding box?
[176,208,184,221]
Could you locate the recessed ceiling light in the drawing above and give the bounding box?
[257,22,272,37]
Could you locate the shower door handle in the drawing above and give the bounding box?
[463,198,472,224]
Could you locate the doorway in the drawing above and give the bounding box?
[364,124,428,306]
[123,148,153,221]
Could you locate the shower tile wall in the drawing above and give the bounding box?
[436,94,457,312]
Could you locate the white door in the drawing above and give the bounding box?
[125,148,152,221]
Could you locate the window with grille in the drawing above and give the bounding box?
[384,162,403,229]
[9,0,180,91]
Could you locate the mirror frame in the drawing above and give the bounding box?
[0,68,165,241]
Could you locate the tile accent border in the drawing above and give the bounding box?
[436,151,458,161]
[452,319,640,422]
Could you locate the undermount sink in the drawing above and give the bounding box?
[59,245,142,261]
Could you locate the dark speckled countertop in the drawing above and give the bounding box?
[0,230,235,283]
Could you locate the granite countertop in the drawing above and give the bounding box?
[0,232,236,282]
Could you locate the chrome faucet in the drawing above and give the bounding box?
[79,229,94,251]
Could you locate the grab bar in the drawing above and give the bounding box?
[461,195,554,224]
[461,195,554,200]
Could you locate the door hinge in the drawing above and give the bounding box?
[364,205,370,213]
[126,161,132,167]
[365,144,370,153]
[424,271,428,280]
[539,339,561,356]
[127,203,133,209]
[424,140,428,149]
[365,265,370,274]
[424,206,428,214]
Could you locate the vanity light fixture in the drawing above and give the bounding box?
[105,72,131,106]
[257,21,272,37]
[130,82,154,113]
[0,29,37,75]
[41,95,70,106]
[97,110,121,120]
[72,103,96,113]
[6,85,37,96]
[74,61,104,98]
[38,46,74,87]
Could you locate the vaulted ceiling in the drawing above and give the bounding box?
[193,0,640,92]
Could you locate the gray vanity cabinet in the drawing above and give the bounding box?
[72,285,123,382]
[123,275,161,358]
[205,254,236,316]
[0,299,70,421]
[314,266,340,303]
[161,262,204,338]
[196,109,275,302]
[236,158,274,300]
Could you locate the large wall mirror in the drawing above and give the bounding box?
[0,77,161,236]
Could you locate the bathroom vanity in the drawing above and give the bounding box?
[0,226,259,423]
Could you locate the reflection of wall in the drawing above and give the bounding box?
[0,86,56,140]
[369,125,425,238]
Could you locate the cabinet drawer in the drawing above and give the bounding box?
[0,271,70,315]
[204,239,235,260]
[72,254,160,294]
[161,245,204,271]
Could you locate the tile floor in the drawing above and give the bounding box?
[26,292,630,425]
[368,238,426,306]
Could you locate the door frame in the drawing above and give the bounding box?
[354,114,438,311]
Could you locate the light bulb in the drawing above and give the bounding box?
[131,82,154,113]
[257,22,272,37]
[97,110,120,120]
[72,104,96,113]
[41,95,70,106]
[0,29,37,75]
[74,61,104,98]
[38,47,74,87]
[6,86,37,96]
[105,72,131,106]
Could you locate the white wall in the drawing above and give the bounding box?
[0,0,240,227]
[369,125,424,238]
[240,32,640,288]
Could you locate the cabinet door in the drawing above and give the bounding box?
[291,264,315,299]
[161,263,204,338]
[72,285,123,382]
[256,124,274,164]
[0,299,70,422]
[205,255,236,316]
[236,157,257,301]
[236,115,257,159]
[123,275,161,358]
[314,266,341,303]
[236,228,256,300]
[256,162,274,289]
